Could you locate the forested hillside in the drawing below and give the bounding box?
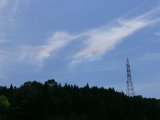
[0,79,160,120]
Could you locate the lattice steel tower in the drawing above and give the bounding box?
[126,58,135,96]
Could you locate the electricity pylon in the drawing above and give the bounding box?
[126,58,135,97]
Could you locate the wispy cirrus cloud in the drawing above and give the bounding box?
[0,0,20,14]
[71,8,160,65]
[18,7,160,68]
[73,19,148,60]
[19,32,80,67]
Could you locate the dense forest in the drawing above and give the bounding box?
[0,79,160,120]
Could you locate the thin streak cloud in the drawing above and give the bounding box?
[74,19,148,59]
[19,32,79,67]
[18,7,160,68]
[71,9,160,65]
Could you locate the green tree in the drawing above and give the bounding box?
[0,95,10,113]
[0,95,10,119]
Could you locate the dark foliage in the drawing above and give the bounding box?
[0,79,160,120]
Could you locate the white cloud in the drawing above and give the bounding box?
[18,7,160,68]
[19,32,79,67]
[71,8,160,65]
[74,19,149,60]
[36,32,76,60]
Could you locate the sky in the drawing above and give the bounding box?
[0,0,160,98]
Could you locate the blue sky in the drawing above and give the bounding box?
[0,0,160,98]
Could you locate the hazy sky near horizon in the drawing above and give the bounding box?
[0,0,160,98]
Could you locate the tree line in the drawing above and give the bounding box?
[0,79,160,120]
